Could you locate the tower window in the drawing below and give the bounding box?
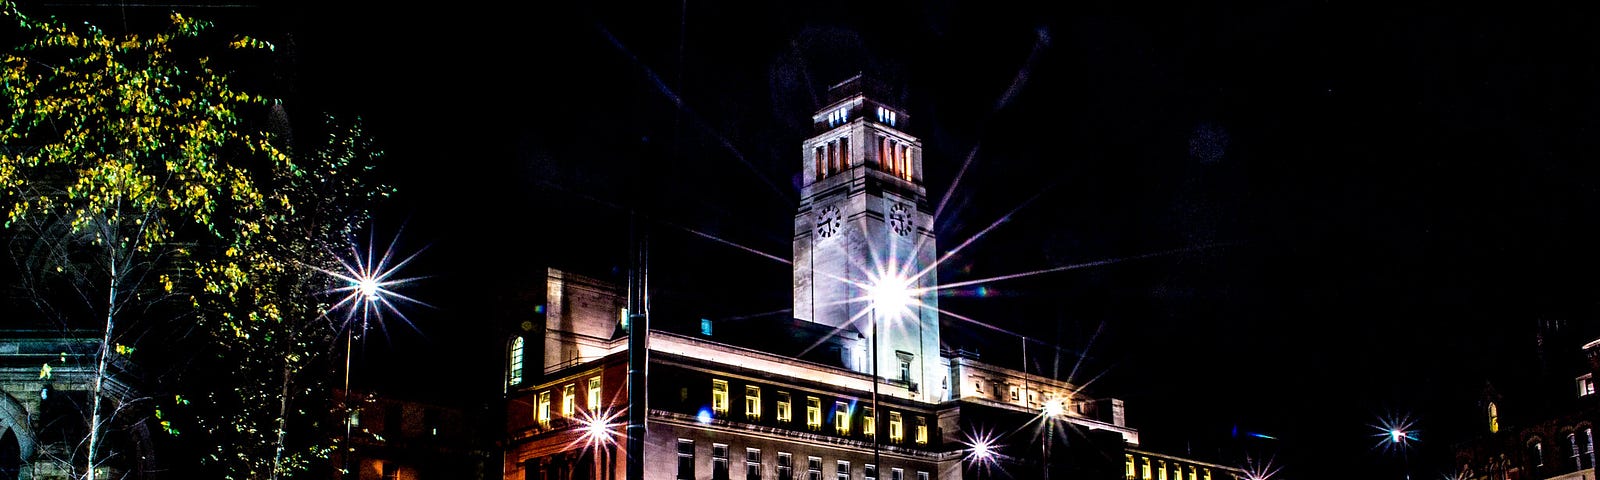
[841,137,850,169]
[508,337,524,386]
[777,392,792,422]
[712,379,729,415]
[815,146,825,179]
[827,141,838,174]
[746,386,762,421]
[834,401,851,435]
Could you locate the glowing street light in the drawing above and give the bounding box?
[1041,397,1066,418]
[1373,412,1419,480]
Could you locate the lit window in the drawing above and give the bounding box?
[714,443,730,480]
[827,141,838,174]
[863,407,875,438]
[713,380,729,415]
[807,456,822,480]
[702,318,714,336]
[915,416,928,445]
[815,147,825,179]
[537,391,551,429]
[562,384,576,417]
[588,376,602,412]
[1202,468,1211,480]
[1142,457,1151,480]
[677,439,695,480]
[1125,454,1136,480]
[777,392,792,422]
[806,397,822,430]
[1580,374,1595,397]
[1009,385,1020,401]
[619,307,629,329]
[888,411,903,442]
[836,461,850,480]
[747,448,763,480]
[835,402,851,435]
[1158,460,1167,480]
[746,386,762,421]
[841,137,851,169]
[1189,465,1198,480]
[1489,401,1499,434]
[508,337,524,386]
[778,452,794,480]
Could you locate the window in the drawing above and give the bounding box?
[1571,433,1583,470]
[807,456,822,480]
[915,416,928,445]
[1142,457,1152,480]
[508,337,524,386]
[1189,465,1198,480]
[841,137,851,169]
[835,401,851,435]
[1581,374,1596,397]
[916,472,928,480]
[863,407,875,438]
[702,318,714,336]
[1125,454,1136,480]
[890,468,903,480]
[1009,385,1020,401]
[777,392,792,422]
[865,464,877,480]
[537,391,551,428]
[1586,428,1596,470]
[1158,460,1167,480]
[588,376,602,412]
[1202,468,1212,480]
[836,461,850,480]
[381,462,399,480]
[713,443,730,480]
[747,448,763,480]
[827,141,838,174]
[807,397,822,430]
[1489,401,1500,434]
[746,386,762,420]
[815,147,825,179]
[713,380,730,415]
[778,452,794,480]
[562,384,576,417]
[677,439,695,480]
[889,411,903,442]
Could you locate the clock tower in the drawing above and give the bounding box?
[793,75,943,403]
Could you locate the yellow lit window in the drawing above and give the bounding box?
[1158,460,1167,480]
[1188,466,1198,480]
[746,386,762,421]
[712,380,729,415]
[562,384,576,417]
[1125,454,1135,480]
[835,401,851,435]
[1202,469,1211,480]
[777,392,792,422]
[915,416,928,445]
[888,412,903,442]
[1141,458,1151,480]
[537,391,551,428]
[588,376,602,412]
[806,397,822,430]
[863,407,875,438]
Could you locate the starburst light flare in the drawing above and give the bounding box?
[1371,411,1419,454]
[315,229,431,340]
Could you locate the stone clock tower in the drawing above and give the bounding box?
[793,75,943,403]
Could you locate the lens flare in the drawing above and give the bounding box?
[961,429,1005,475]
[563,407,625,454]
[313,229,431,340]
[1371,411,1419,454]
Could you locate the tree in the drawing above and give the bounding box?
[0,3,391,478]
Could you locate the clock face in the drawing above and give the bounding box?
[815,204,842,239]
[888,202,912,236]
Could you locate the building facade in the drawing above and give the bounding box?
[1452,324,1598,480]
[503,77,1245,480]
[0,330,149,480]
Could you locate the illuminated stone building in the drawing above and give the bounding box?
[1452,323,1598,480]
[331,388,493,480]
[0,329,151,480]
[502,77,1245,480]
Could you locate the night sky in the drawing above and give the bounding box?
[221,1,1600,478]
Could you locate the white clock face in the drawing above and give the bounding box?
[888,202,912,236]
[815,204,842,239]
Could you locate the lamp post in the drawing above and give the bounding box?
[868,275,913,480]
[1041,397,1065,480]
[1389,428,1412,480]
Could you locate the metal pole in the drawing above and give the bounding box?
[872,306,881,478]
[626,218,649,480]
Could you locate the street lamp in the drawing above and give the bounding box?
[867,274,914,480]
[1041,397,1066,480]
[1374,413,1418,480]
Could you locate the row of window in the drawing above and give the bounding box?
[1124,455,1215,480]
[814,137,851,180]
[1527,427,1596,472]
[877,135,912,181]
[533,376,603,428]
[711,379,928,445]
[677,439,930,480]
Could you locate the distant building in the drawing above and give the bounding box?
[502,77,1245,480]
[1452,321,1598,480]
[332,388,493,480]
[0,329,152,480]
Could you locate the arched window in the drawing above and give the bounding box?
[509,337,525,386]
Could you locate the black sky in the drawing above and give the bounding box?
[247,1,1600,478]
